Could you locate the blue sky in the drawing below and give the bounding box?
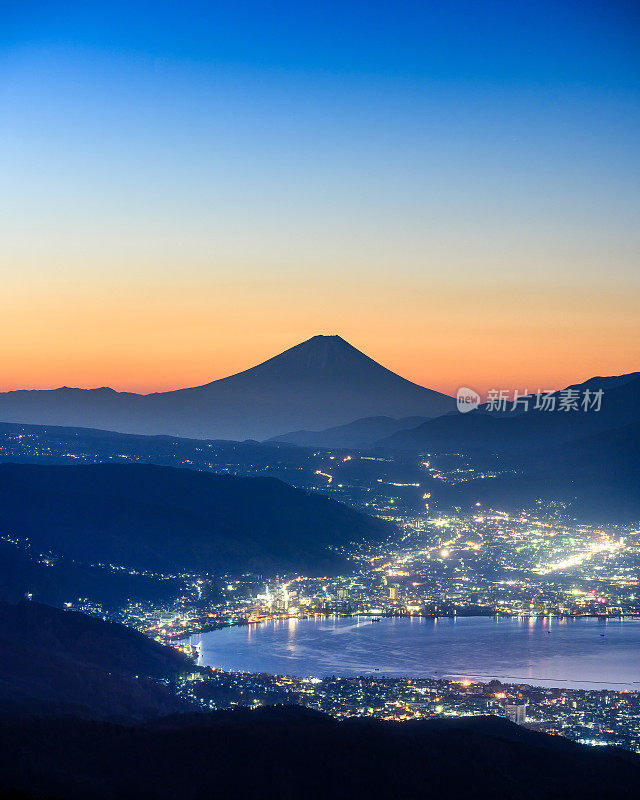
[3,1,638,85]
[0,1,638,392]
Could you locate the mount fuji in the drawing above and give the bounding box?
[0,335,454,441]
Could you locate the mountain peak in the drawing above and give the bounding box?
[305,333,348,343]
[0,335,455,440]
[248,334,378,378]
[296,334,352,352]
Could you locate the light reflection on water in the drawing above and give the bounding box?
[193,615,640,689]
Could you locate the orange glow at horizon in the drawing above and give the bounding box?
[3,5,639,406]
[2,276,638,397]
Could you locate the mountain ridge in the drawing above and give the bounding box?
[0,600,192,721]
[379,372,640,452]
[0,335,454,440]
[269,415,432,449]
[0,462,390,575]
[2,705,640,800]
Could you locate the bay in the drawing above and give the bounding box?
[192,615,640,689]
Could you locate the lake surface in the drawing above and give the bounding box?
[193,616,640,689]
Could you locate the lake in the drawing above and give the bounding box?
[192,615,640,689]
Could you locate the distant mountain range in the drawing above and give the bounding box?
[269,415,431,449]
[379,372,640,453]
[0,463,389,575]
[0,335,454,441]
[0,368,637,525]
[265,372,640,459]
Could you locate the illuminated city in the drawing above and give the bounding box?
[1,2,639,796]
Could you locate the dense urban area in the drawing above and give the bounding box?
[174,669,640,753]
[2,423,640,753]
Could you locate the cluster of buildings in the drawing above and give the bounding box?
[97,509,639,641]
[175,669,640,753]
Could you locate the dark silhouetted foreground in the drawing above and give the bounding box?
[0,601,192,721]
[1,706,639,800]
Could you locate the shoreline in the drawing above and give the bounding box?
[177,613,640,691]
[177,609,640,641]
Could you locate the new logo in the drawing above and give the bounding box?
[456,387,480,413]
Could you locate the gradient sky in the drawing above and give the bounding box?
[1,0,639,396]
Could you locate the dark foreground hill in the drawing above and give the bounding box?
[1,705,639,800]
[0,463,389,574]
[0,335,454,440]
[0,600,192,721]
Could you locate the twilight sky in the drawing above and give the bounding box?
[1,0,639,396]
